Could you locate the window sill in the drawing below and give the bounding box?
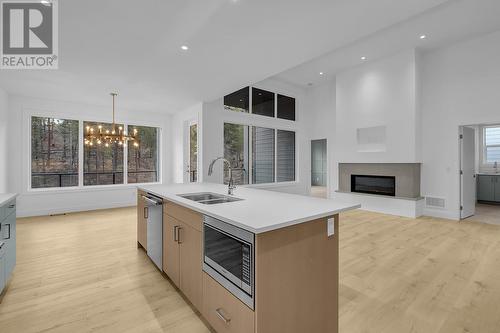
[243,181,299,189]
[25,182,161,195]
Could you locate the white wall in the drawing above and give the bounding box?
[335,49,421,163]
[421,30,500,219]
[304,79,337,196]
[0,88,8,193]
[8,95,172,217]
[304,50,422,200]
[201,78,310,195]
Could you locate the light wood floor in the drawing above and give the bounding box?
[466,203,500,225]
[1,208,500,332]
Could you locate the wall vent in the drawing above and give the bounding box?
[425,196,445,208]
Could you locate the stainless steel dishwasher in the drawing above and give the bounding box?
[142,194,163,270]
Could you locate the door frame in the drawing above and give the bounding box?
[459,126,477,220]
[310,138,329,198]
[184,119,199,183]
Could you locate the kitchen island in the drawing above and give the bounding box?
[137,183,360,333]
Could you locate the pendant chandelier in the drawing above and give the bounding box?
[84,93,140,148]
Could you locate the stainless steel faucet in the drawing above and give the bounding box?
[208,157,236,195]
[495,161,498,174]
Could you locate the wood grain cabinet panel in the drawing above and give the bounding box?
[136,191,147,248]
[255,215,339,333]
[179,221,202,310]
[164,201,202,232]
[163,214,180,287]
[202,273,255,333]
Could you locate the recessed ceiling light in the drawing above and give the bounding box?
[319,72,324,75]
[361,56,367,61]
[181,45,189,51]
[420,34,427,40]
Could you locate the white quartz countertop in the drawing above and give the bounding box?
[138,183,360,234]
[0,193,17,207]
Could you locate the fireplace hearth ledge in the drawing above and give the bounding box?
[335,190,424,202]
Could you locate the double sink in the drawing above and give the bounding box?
[178,192,243,205]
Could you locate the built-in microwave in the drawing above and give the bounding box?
[203,215,254,309]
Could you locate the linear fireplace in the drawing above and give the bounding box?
[351,175,396,197]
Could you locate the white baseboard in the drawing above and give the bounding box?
[422,208,460,221]
[17,200,136,217]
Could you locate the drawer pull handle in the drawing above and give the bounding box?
[5,224,11,240]
[8,204,15,209]
[177,227,182,244]
[174,226,179,242]
[215,308,231,324]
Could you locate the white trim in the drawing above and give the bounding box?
[17,201,136,218]
[24,182,160,195]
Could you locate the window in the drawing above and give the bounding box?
[83,122,124,186]
[31,117,79,188]
[224,123,249,185]
[252,127,275,184]
[277,94,295,121]
[127,125,159,184]
[277,130,295,182]
[224,87,249,113]
[224,123,295,185]
[484,126,500,163]
[252,88,275,117]
[30,116,160,189]
[225,87,296,121]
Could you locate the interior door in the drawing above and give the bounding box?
[460,126,476,219]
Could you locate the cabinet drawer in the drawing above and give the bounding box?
[164,201,202,232]
[5,200,16,218]
[202,273,254,333]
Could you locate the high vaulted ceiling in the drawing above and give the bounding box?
[0,0,453,113]
[273,0,500,87]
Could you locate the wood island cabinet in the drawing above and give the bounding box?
[138,192,340,333]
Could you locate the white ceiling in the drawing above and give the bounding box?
[274,0,500,87]
[0,0,454,114]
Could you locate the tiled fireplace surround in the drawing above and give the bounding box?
[338,163,421,199]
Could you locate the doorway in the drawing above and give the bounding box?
[185,121,198,183]
[311,139,327,198]
[459,124,500,224]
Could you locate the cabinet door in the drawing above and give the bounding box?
[477,175,495,201]
[179,221,203,309]
[137,193,147,249]
[163,214,180,287]
[2,213,16,279]
[495,177,500,202]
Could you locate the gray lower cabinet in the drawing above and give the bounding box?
[0,198,16,294]
[477,175,500,202]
